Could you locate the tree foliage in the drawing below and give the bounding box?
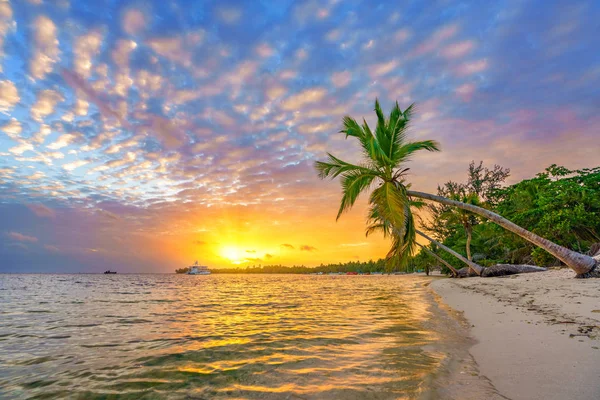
[416,164,600,270]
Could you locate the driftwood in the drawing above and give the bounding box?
[455,267,479,278]
[454,264,547,278]
[481,264,547,277]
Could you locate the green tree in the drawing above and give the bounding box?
[316,100,599,277]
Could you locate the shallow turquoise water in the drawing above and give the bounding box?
[0,274,447,399]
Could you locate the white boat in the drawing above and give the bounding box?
[187,261,211,275]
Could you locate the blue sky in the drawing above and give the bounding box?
[1,0,599,272]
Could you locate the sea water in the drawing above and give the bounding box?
[0,274,467,399]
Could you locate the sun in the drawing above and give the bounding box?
[221,246,244,264]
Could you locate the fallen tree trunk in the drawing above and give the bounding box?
[481,264,547,277]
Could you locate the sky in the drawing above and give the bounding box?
[0,0,599,273]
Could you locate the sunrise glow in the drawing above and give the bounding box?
[0,1,598,273]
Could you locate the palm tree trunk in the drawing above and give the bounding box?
[465,225,472,261]
[416,242,459,277]
[409,190,598,277]
[416,230,484,276]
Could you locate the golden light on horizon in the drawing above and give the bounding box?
[220,245,245,264]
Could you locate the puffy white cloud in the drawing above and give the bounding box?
[30,16,60,80]
[63,159,89,171]
[0,80,19,111]
[281,88,327,111]
[73,30,103,78]
[0,0,15,70]
[31,89,64,122]
[47,133,77,150]
[9,141,35,155]
[1,118,21,138]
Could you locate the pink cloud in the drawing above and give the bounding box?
[27,203,56,218]
[455,83,476,102]
[455,59,488,76]
[441,40,475,59]
[6,231,38,243]
[411,24,459,57]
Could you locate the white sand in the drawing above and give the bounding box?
[431,269,600,400]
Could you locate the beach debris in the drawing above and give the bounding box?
[481,264,547,277]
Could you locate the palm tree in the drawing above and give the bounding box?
[315,100,440,266]
[415,242,459,277]
[316,99,599,278]
[416,229,483,276]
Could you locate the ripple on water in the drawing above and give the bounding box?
[0,274,451,399]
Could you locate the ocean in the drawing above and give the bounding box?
[0,274,476,399]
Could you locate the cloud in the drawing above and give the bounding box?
[27,204,56,218]
[6,232,38,243]
[245,249,256,253]
[255,43,274,58]
[0,80,19,111]
[368,60,399,78]
[63,160,89,171]
[30,15,60,80]
[216,6,242,24]
[9,142,34,155]
[456,59,488,76]
[411,24,459,57]
[44,245,60,253]
[331,71,352,88]
[193,240,206,245]
[1,118,22,138]
[46,133,78,150]
[441,40,475,59]
[455,83,476,102]
[0,2,15,72]
[73,30,103,79]
[122,9,146,35]
[31,89,64,122]
[280,88,327,111]
[264,254,273,259]
[300,245,317,251]
[281,243,294,249]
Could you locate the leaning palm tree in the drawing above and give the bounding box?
[315,100,441,267]
[316,99,599,278]
[415,242,459,277]
[408,190,599,277]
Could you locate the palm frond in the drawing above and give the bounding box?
[394,140,441,164]
[336,170,378,220]
[314,153,377,180]
[369,181,408,229]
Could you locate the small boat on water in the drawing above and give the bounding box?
[104,270,117,274]
[187,261,211,275]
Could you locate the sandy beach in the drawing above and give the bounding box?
[430,269,600,400]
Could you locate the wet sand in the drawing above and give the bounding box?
[430,269,600,400]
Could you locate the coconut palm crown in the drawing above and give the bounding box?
[315,100,440,266]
